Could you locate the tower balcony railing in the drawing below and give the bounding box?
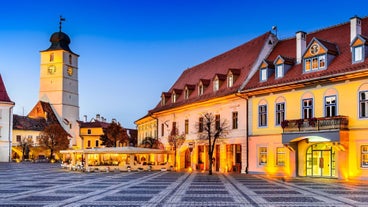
[281,116,349,133]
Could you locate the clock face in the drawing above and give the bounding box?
[48,65,56,74]
[310,43,319,55]
[67,67,73,76]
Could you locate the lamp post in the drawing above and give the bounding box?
[188,142,194,171]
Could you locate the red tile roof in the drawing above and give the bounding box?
[150,32,273,113]
[77,120,110,128]
[0,74,13,103]
[243,16,368,92]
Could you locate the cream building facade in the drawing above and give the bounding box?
[0,74,14,162]
[136,32,278,173]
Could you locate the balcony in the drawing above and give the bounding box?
[281,116,349,133]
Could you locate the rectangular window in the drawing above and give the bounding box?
[87,129,91,134]
[359,91,368,118]
[305,59,311,71]
[260,69,267,81]
[362,145,368,168]
[215,114,220,130]
[172,94,176,103]
[354,46,363,62]
[275,103,285,125]
[232,111,238,129]
[325,96,337,117]
[198,84,204,96]
[161,123,165,136]
[213,79,219,91]
[184,89,189,99]
[258,105,267,127]
[87,140,91,148]
[276,147,286,166]
[172,122,177,134]
[227,75,233,87]
[311,57,318,70]
[276,65,283,78]
[95,140,99,147]
[319,55,326,69]
[302,99,313,119]
[259,147,267,165]
[16,135,21,142]
[198,117,204,132]
[185,119,189,134]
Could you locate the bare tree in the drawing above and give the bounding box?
[139,137,163,149]
[39,124,70,160]
[100,122,129,147]
[168,127,185,169]
[198,113,229,175]
[17,136,33,161]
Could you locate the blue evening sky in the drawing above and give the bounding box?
[0,0,367,128]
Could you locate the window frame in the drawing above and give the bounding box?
[353,45,364,63]
[185,119,189,134]
[304,54,326,72]
[232,111,238,129]
[213,78,219,92]
[275,102,285,126]
[258,105,267,127]
[276,147,286,166]
[325,95,337,117]
[361,145,368,168]
[198,117,204,132]
[359,91,368,118]
[227,74,234,88]
[258,147,267,166]
[260,68,267,82]
[302,98,313,119]
[275,64,283,79]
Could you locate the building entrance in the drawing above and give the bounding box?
[306,143,335,177]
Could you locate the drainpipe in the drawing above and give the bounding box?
[235,92,249,174]
[8,105,14,162]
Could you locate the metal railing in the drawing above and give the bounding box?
[281,116,349,133]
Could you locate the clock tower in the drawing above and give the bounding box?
[39,21,80,147]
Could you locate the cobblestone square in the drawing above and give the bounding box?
[1,163,368,206]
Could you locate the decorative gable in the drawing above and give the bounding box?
[303,38,338,73]
[351,35,368,63]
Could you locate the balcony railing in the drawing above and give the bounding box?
[281,116,349,133]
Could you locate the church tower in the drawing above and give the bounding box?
[39,18,80,147]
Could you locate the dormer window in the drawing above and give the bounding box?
[303,38,338,73]
[213,78,219,91]
[198,79,210,96]
[227,68,240,88]
[351,35,368,64]
[275,65,283,78]
[161,92,171,106]
[227,75,233,87]
[184,84,195,99]
[198,83,204,96]
[260,69,267,81]
[172,93,177,103]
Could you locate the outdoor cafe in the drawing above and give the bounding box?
[60,146,174,172]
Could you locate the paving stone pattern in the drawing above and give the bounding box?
[1,163,368,206]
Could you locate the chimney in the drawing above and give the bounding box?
[350,16,362,42]
[83,115,87,122]
[96,114,100,121]
[296,31,307,64]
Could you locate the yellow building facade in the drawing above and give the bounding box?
[243,16,368,180]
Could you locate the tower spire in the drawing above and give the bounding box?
[59,15,66,32]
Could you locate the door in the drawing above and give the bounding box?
[306,143,334,177]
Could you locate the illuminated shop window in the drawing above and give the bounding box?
[259,147,267,165]
[276,147,285,166]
